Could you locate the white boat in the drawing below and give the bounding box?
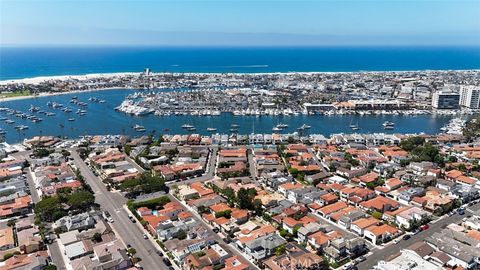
[14,125,29,130]
[382,121,395,127]
[276,123,288,129]
[68,118,76,121]
[207,128,217,132]
[272,127,281,132]
[133,124,146,132]
[182,124,194,129]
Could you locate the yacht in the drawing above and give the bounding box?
[29,105,40,112]
[272,127,281,132]
[68,118,76,121]
[350,121,360,131]
[0,129,5,135]
[5,120,15,124]
[276,123,288,129]
[382,121,395,127]
[182,124,194,129]
[231,124,240,128]
[300,124,311,129]
[14,125,29,130]
[0,117,8,121]
[133,124,146,132]
[349,120,357,128]
[207,128,217,132]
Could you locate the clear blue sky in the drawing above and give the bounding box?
[1,0,479,46]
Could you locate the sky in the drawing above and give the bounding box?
[1,0,479,46]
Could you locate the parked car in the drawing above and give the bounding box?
[354,256,366,264]
[393,239,400,244]
[143,233,148,239]
[162,258,172,266]
[156,250,163,257]
[458,208,465,215]
[402,235,411,240]
[420,224,429,231]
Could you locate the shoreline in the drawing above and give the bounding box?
[0,87,128,102]
[1,69,479,85]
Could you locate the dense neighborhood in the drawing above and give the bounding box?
[0,122,480,270]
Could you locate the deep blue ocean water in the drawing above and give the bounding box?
[1,46,480,80]
[0,89,455,143]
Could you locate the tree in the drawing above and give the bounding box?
[275,244,286,256]
[237,188,257,210]
[92,232,102,243]
[127,248,137,256]
[43,265,58,270]
[176,229,187,240]
[253,199,263,216]
[6,219,15,227]
[35,197,65,222]
[67,191,95,210]
[371,211,383,220]
[33,148,51,158]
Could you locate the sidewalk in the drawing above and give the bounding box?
[122,205,181,270]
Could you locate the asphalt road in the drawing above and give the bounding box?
[70,150,169,270]
[12,151,67,270]
[357,209,473,270]
[168,194,260,270]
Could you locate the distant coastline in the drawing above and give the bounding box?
[1,46,479,80]
[1,69,480,102]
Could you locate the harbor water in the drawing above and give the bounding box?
[0,89,455,143]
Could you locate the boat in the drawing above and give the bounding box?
[133,124,146,132]
[300,124,311,129]
[350,121,360,131]
[207,128,217,132]
[29,105,40,112]
[349,120,357,128]
[187,127,196,131]
[272,127,281,132]
[68,118,76,121]
[182,124,194,129]
[231,124,240,128]
[14,125,29,130]
[0,129,5,135]
[382,121,395,127]
[5,120,15,124]
[0,117,7,121]
[276,123,288,129]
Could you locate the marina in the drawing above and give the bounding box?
[0,88,461,143]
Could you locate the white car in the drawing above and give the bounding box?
[393,239,400,244]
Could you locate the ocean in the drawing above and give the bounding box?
[0,89,455,143]
[1,46,480,80]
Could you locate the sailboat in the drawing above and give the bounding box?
[350,121,359,131]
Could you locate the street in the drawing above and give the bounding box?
[357,209,473,269]
[168,194,260,270]
[70,151,169,270]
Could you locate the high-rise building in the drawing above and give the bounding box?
[459,85,480,109]
[431,90,460,109]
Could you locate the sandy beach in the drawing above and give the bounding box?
[0,87,125,103]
